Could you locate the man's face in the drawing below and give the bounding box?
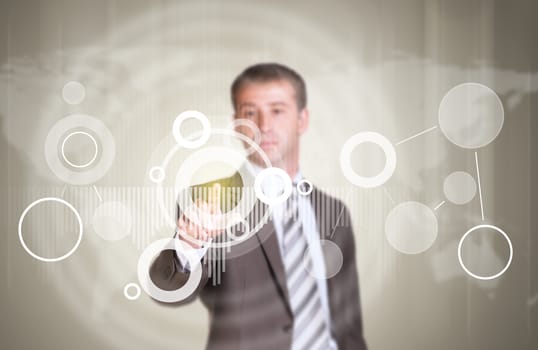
[233,79,309,168]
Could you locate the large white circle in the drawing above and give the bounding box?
[385,201,438,254]
[340,131,397,188]
[62,81,86,105]
[137,238,202,303]
[443,171,477,205]
[439,83,504,149]
[155,128,273,251]
[61,131,99,168]
[18,197,84,262]
[458,224,513,280]
[254,167,293,205]
[44,114,116,185]
[172,110,211,149]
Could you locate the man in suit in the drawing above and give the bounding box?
[150,63,367,350]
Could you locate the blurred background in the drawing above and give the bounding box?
[1,0,536,349]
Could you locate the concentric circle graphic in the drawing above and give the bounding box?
[44,114,116,185]
[340,131,396,188]
[458,224,513,280]
[155,127,273,250]
[439,83,504,149]
[18,197,84,262]
[61,131,99,168]
[137,238,202,303]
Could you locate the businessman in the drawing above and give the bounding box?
[150,63,367,350]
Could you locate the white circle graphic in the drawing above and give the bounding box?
[296,179,313,196]
[443,171,477,205]
[304,240,343,279]
[172,110,211,149]
[340,131,396,188]
[385,201,438,254]
[254,167,293,205]
[92,201,133,241]
[439,83,504,149]
[61,131,99,168]
[123,283,141,300]
[148,166,165,183]
[137,238,202,303]
[18,197,83,262]
[62,81,86,105]
[458,224,513,280]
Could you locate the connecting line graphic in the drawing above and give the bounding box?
[474,152,485,221]
[60,184,67,198]
[93,185,103,203]
[434,200,446,211]
[383,187,396,205]
[394,125,438,146]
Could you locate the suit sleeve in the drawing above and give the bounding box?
[341,204,368,349]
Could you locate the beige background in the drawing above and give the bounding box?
[1,0,537,349]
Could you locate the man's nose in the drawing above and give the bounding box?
[258,111,272,132]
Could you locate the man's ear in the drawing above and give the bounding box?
[298,107,309,135]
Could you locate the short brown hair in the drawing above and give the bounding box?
[231,63,307,111]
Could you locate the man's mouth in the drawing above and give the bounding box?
[260,141,277,148]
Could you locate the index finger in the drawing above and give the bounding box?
[208,183,221,214]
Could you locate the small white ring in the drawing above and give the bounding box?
[340,131,396,188]
[148,166,165,183]
[254,167,293,205]
[123,283,141,300]
[296,179,313,196]
[172,110,211,149]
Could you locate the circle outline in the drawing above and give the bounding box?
[296,179,313,196]
[18,197,84,262]
[123,283,141,300]
[61,131,99,168]
[457,224,513,280]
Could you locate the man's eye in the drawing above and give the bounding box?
[243,110,256,118]
[272,109,283,115]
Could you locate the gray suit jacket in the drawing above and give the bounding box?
[149,173,367,350]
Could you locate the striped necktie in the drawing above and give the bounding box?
[282,186,331,350]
